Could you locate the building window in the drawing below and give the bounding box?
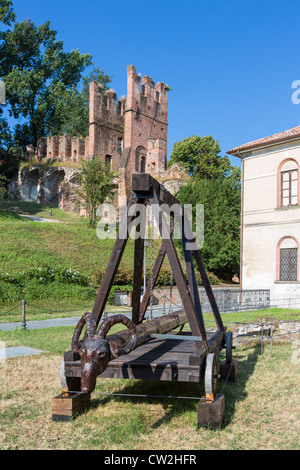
[118,138,123,153]
[135,146,147,172]
[140,156,146,173]
[278,159,299,207]
[277,237,298,281]
[282,169,298,206]
[280,248,298,281]
[105,154,112,168]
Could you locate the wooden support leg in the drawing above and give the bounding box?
[219,360,239,380]
[52,391,90,422]
[132,206,145,324]
[197,393,225,429]
[91,197,138,326]
[150,189,208,350]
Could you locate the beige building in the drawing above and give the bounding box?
[228,126,300,306]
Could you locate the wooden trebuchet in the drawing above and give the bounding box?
[70,309,188,393]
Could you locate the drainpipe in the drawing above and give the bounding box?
[239,151,244,292]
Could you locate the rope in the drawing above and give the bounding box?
[67,390,210,402]
[26,303,94,314]
[149,210,154,320]
[219,362,234,394]
[0,304,20,317]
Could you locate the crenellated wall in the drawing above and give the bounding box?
[35,135,89,163]
[16,65,187,215]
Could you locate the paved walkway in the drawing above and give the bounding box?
[0,346,48,359]
[19,214,61,223]
[0,307,178,331]
[0,316,82,331]
[0,308,180,358]
[0,308,174,332]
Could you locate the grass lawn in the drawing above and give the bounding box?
[0,325,299,450]
[0,199,299,450]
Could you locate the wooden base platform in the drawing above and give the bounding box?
[64,330,226,384]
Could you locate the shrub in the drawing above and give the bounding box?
[0,266,94,303]
[0,266,89,287]
[0,281,22,304]
[22,279,96,301]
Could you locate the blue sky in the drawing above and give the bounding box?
[7,0,300,167]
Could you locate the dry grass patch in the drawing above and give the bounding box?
[0,340,299,450]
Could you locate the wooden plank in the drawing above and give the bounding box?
[132,203,145,324]
[132,173,182,211]
[132,173,153,193]
[65,329,226,384]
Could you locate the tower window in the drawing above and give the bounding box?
[141,156,146,173]
[118,138,123,153]
[105,154,112,168]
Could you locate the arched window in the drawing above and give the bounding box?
[278,159,299,207]
[105,154,112,168]
[277,237,298,281]
[135,146,147,173]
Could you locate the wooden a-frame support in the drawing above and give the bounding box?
[90,173,224,351]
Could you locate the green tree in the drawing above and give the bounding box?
[0,1,14,148]
[81,66,112,107]
[50,66,112,138]
[0,0,15,26]
[0,9,92,147]
[76,158,117,227]
[168,135,231,179]
[177,167,241,282]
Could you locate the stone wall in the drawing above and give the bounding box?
[8,166,82,213]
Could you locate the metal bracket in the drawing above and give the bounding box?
[150,333,203,342]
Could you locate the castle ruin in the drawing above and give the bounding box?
[9,65,188,212]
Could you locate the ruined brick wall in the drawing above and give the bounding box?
[35,135,88,163]
[89,81,124,172]
[28,65,188,216]
[34,66,168,179]
[122,65,169,195]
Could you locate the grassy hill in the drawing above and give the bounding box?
[0,199,181,310]
[0,200,125,276]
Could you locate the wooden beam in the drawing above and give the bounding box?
[138,216,174,323]
[192,248,224,331]
[181,217,206,336]
[132,173,182,214]
[150,188,208,350]
[91,197,138,326]
[132,202,146,325]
